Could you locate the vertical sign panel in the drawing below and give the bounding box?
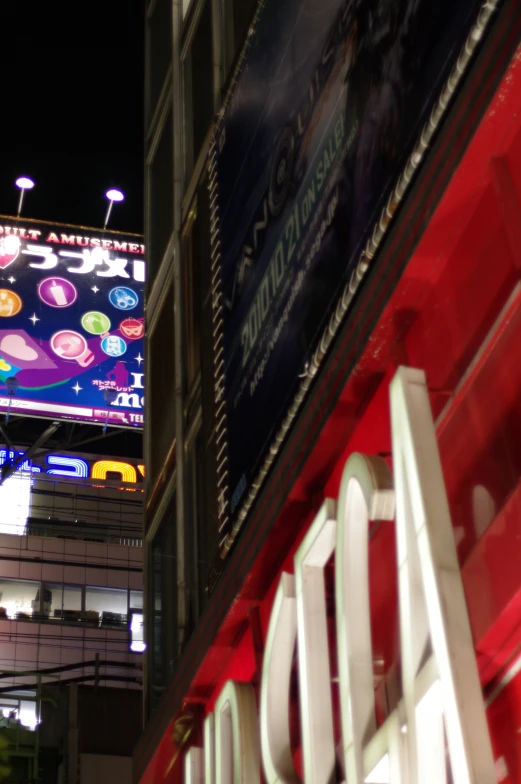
[213,0,484,528]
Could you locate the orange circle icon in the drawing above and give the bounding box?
[0,290,22,317]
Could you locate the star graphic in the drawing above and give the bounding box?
[72,382,83,395]
[7,277,15,284]
[91,285,99,293]
[135,353,144,367]
[29,313,40,326]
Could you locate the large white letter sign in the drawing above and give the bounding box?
[294,499,337,784]
[214,681,259,784]
[390,366,495,783]
[335,453,395,783]
[260,573,299,784]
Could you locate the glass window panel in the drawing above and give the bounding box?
[222,0,256,82]
[86,587,127,627]
[148,0,173,117]
[0,579,39,619]
[184,0,213,179]
[130,590,143,610]
[44,584,82,621]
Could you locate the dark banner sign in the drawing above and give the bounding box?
[0,217,145,427]
[214,0,483,521]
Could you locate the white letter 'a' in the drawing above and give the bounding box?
[390,366,495,784]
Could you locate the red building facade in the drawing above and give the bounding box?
[138,1,521,781]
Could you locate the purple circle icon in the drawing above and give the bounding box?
[38,277,78,308]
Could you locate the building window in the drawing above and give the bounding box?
[0,580,39,620]
[85,587,128,628]
[148,279,176,490]
[44,584,82,621]
[148,108,174,284]
[147,0,173,120]
[130,590,143,610]
[185,424,207,633]
[184,0,214,180]
[147,505,176,714]
[221,0,257,82]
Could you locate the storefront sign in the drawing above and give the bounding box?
[212,0,483,531]
[0,217,145,428]
[0,449,144,484]
[183,368,495,782]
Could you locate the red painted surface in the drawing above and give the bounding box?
[139,44,521,784]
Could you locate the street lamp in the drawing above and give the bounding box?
[15,177,35,217]
[104,189,124,229]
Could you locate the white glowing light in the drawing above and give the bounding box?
[105,189,124,202]
[0,473,31,536]
[15,177,35,190]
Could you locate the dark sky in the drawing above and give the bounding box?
[0,1,144,235]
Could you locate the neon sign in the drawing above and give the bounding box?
[0,451,143,485]
[182,368,495,783]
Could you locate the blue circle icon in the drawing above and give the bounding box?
[108,286,139,311]
[100,335,127,358]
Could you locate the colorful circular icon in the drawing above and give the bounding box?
[38,277,78,308]
[81,311,111,335]
[119,317,144,340]
[0,290,22,317]
[51,330,88,360]
[101,335,127,358]
[108,286,139,311]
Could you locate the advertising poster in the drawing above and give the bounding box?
[214,0,483,521]
[0,217,145,428]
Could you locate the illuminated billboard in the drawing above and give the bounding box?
[0,217,145,427]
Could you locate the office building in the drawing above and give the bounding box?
[0,217,145,783]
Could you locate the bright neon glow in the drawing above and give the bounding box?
[0,450,40,474]
[0,473,31,535]
[46,455,89,478]
[15,177,34,190]
[130,613,146,653]
[19,701,37,731]
[92,460,137,483]
[106,189,124,202]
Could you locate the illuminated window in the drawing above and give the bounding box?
[130,611,145,653]
[44,584,82,621]
[86,587,127,627]
[0,579,39,619]
[0,473,32,536]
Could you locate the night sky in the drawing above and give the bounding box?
[0,1,144,235]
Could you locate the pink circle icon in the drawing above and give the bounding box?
[38,277,78,308]
[51,330,89,360]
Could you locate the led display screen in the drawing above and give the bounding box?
[0,217,145,427]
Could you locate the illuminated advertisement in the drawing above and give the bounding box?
[0,447,145,484]
[0,217,145,427]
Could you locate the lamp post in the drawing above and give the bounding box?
[5,377,19,422]
[103,189,124,230]
[15,177,35,217]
